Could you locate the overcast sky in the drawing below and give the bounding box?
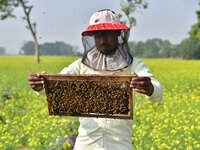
[0,0,199,54]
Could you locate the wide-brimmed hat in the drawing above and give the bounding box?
[82,9,129,36]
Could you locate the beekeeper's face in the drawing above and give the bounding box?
[93,30,120,55]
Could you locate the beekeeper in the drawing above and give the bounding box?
[28,9,162,150]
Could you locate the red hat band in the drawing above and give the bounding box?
[82,9,129,36]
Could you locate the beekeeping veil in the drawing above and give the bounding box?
[81,9,133,71]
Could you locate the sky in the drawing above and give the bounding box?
[0,0,199,54]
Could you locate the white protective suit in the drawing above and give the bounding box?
[59,58,162,150]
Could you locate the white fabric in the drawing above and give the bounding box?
[85,47,130,71]
[89,9,120,25]
[59,58,162,150]
[81,32,133,71]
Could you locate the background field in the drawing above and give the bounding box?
[0,56,200,149]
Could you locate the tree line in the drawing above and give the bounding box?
[17,37,200,59]
[0,37,200,59]
[19,41,82,56]
[129,38,200,59]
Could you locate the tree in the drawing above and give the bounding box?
[181,0,200,59]
[179,38,200,59]
[119,0,148,28]
[189,1,200,40]
[40,41,74,56]
[20,41,79,56]
[0,47,6,55]
[0,0,18,20]
[129,38,175,58]
[19,41,35,55]
[142,39,161,58]
[0,0,40,63]
[129,41,145,57]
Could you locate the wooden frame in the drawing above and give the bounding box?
[42,74,133,119]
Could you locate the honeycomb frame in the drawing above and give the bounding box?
[42,74,133,119]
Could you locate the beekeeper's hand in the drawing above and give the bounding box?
[130,73,154,96]
[28,72,47,91]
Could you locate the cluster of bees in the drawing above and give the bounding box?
[46,80,130,117]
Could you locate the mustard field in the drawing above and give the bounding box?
[0,56,200,149]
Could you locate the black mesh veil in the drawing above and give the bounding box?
[81,29,133,71]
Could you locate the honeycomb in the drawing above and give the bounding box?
[42,75,133,119]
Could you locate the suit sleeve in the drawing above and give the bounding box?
[131,58,163,102]
[59,59,81,74]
